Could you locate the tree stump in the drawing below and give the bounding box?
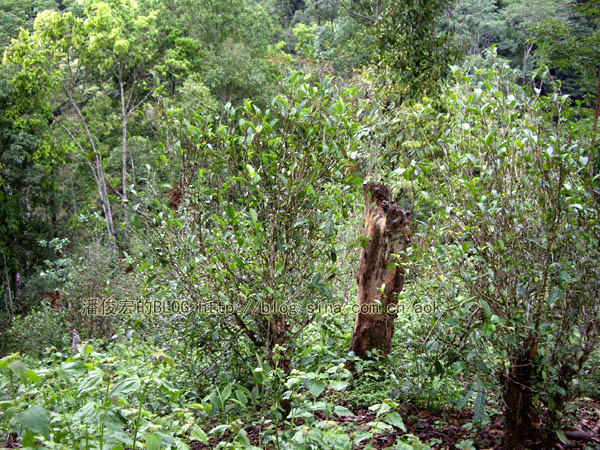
[349,183,412,358]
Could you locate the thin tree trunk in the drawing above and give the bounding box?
[522,42,534,85]
[24,184,31,218]
[349,183,411,357]
[69,171,78,215]
[3,254,14,323]
[97,155,115,237]
[58,120,115,239]
[591,67,599,167]
[119,71,129,241]
[64,90,116,241]
[129,141,137,190]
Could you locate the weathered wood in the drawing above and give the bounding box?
[350,183,411,357]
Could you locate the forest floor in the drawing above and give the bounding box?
[190,398,600,449]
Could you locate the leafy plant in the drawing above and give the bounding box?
[403,52,600,447]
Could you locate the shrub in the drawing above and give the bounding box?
[410,54,600,447]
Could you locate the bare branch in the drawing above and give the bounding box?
[338,0,377,23]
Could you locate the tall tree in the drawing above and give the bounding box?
[441,0,502,55]
[499,0,573,83]
[165,0,279,104]
[339,0,458,98]
[0,0,58,50]
[533,0,600,173]
[5,9,116,241]
[5,1,167,245]
[0,64,66,321]
[77,0,163,240]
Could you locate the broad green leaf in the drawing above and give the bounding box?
[237,429,251,447]
[146,433,162,450]
[249,208,258,223]
[330,380,349,391]
[27,370,40,384]
[305,379,326,398]
[159,379,180,400]
[77,371,102,395]
[61,360,86,377]
[221,383,232,402]
[110,376,141,397]
[17,405,50,439]
[0,354,18,371]
[334,405,355,417]
[384,411,406,432]
[367,421,393,432]
[225,205,235,220]
[209,424,229,435]
[80,343,93,359]
[8,361,28,383]
[368,402,391,416]
[73,402,98,424]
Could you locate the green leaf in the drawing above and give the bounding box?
[8,360,28,384]
[368,421,393,432]
[480,300,492,319]
[330,380,349,391]
[209,424,230,435]
[456,389,473,410]
[354,430,371,444]
[334,405,355,417]
[473,390,486,424]
[237,428,251,447]
[225,205,235,220]
[77,372,102,395]
[323,220,334,236]
[360,237,370,249]
[0,354,16,371]
[146,433,162,450]
[159,379,181,400]
[556,430,569,444]
[17,405,50,439]
[73,402,98,424]
[305,378,326,398]
[384,411,406,432]
[368,402,392,416]
[190,426,208,443]
[221,383,232,402]
[61,360,87,377]
[249,208,258,223]
[80,343,93,359]
[110,376,141,397]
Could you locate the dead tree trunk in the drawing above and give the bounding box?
[349,183,411,358]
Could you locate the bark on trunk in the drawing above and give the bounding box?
[62,90,116,242]
[503,346,539,449]
[349,183,411,358]
[119,71,129,241]
[3,254,14,322]
[69,172,78,216]
[522,42,533,85]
